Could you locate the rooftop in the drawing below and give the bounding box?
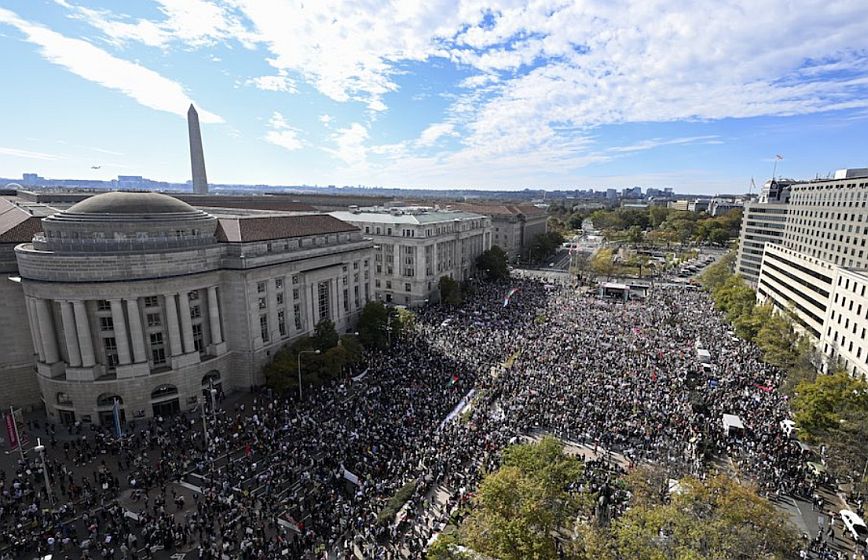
[0,199,43,243]
[330,210,486,225]
[216,214,360,242]
[66,191,200,215]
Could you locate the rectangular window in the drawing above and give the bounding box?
[189,289,199,301]
[293,304,302,331]
[146,313,161,328]
[354,285,360,308]
[292,275,299,285]
[275,277,284,290]
[192,324,204,353]
[149,332,166,366]
[293,288,300,300]
[260,315,270,342]
[97,300,111,311]
[190,305,201,319]
[143,296,159,307]
[103,337,118,368]
[258,297,267,310]
[318,281,330,320]
[405,283,411,292]
[257,281,266,294]
[343,289,349,312]
[278,310,287,337]
[99,317,114,331]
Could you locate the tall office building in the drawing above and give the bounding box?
[735,179,792,286]
[187,104,208,195]
[753,169,868,378]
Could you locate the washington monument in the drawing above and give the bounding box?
[187,104,208,194]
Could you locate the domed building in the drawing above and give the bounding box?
[15,191,373,425]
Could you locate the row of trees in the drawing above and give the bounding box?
[700,254,868,487]
[430,437,798,560]
[549,205,741,246]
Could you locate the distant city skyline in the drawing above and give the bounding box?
[1,1,868,193]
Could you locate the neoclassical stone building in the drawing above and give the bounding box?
[14,191,373,425]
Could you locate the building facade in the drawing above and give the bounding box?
[754,169,868,378]
[15,192,373,424]
[735,180,791,286]
[448,203,547,262]
[330,208,491,306]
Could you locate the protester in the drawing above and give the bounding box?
[0,277,831,559]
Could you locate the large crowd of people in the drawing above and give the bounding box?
[0,274,854,559]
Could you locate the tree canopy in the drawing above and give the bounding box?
[792,371,868,484]
[462,437,584,560]
[440,276,463,305]
[476,246,510,280]
[612,475,798,560]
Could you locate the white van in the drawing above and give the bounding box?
[840,510,868,545]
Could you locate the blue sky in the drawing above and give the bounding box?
[1,0,868,193]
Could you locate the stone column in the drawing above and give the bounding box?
[178,291,195,353]
[59,301,82,367]
[164,294,183,357]
[207,286,223,344]
[126,298,147,363]
[330,278,339,321]
[307,284,316,330]
[73,301,95,367]
[266,281,278,338]
[35,298,59,364]
[109,299,131,365]
[26,297,45,361]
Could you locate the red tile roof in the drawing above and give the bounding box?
[216,214,359,242]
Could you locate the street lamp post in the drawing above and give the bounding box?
[209,379,218,424]
[200,400,209,450]
[34,438,53,506]
[297,349,321,402]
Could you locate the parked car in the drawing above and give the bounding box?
[840,509,868,545]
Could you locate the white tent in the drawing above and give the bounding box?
[722,414,744,434]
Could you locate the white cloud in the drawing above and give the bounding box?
[606,136,720,154]
[326,123,369,166]
[0,146,64,160]
[319,114,333,127]
[57,0,257,49]
[246,74,296,93]
[417,123,458,147]
[0,7,222,123]
[264,112,303,151]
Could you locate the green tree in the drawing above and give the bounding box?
[476,246,510,280]
[592,247,616,280]
[699,251,735,293]
[626,225,644,245]
[357,301,390,349]
[312,319,339,351]
[463,437,584,560]
[612,475,798,560]
[792,371,868,482]
[439,276,462,305]
[707,227,730,245]
[649,206,672,228]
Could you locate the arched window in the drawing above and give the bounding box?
[201,370,221,388]
[56,392,72,406]
[150,385,178,400]
[96,393,123,407]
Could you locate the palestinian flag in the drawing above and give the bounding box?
[450,374,459,385]
[503,287,520,307]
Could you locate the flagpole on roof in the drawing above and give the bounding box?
[772,154,783,181]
